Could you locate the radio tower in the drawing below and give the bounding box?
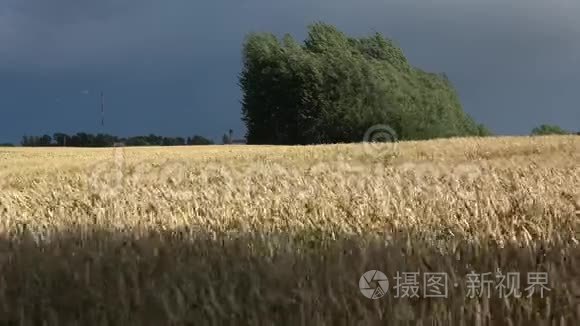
[101,91,105,130]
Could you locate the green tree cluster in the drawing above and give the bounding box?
[530,124,570,136]
[240,23,490,144]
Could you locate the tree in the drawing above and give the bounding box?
[222,134,230,145]
[240,22,488,145]
[531,124,569,136]
[76,133,90,146]
[146,134,163,146]
[53,133,70,146]
[94,134,117,147]
[126,137,150,146]
[476,124,493,137]
[162,137,171,146]
[39,135,52,146]
[189,135,213,145]
[33,136,40,146]
[21,136,30,146]
[175,137,186,146]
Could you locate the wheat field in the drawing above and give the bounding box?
[0,135,579,325]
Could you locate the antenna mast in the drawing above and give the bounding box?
[101,91,105,130]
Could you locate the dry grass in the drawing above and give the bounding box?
[0,135,579,325]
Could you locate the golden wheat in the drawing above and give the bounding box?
[0,135,578,325]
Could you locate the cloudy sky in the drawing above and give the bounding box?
[1,0,579,143]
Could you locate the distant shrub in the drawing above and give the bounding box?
[531,124,569,136]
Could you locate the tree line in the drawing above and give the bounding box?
[19,133,214,147]
[3,125,573,148]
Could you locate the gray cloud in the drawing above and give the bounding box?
[0,0,578,142]
[4,0,139,25]
[1,0,578,73]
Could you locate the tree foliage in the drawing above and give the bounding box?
[21,132,213,147]
[240,22,489,144]
[188,135,213,145]
[530,124,570,136]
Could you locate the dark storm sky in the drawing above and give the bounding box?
[1,0,579,143]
